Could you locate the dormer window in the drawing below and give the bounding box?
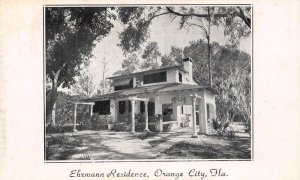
[143,71,167,84]
[113,78,133,91]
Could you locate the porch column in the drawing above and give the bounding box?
[90,104,94,117]
[130,99,136,133]
[144,100,149,131]
[191,96,198,138]
[73,103,78,132]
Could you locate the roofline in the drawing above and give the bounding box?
[80,83,218,102]
[107,66,188,80]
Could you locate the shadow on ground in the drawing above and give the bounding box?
[46,131,156,160]
[157,136,251,159]
[46,130,251,160]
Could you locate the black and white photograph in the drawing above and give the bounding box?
[2,0,300,179]
[44,5,252,161]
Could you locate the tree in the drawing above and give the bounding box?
[117,6,251,86]
[112,53,140,76]
[212,46,251,123]
[158,39,251,124]
[101,57,109,94]
[113,42,161,76]
[71,70,98,98]
[161,46,184,67]
[140,41,161,69]
[46,7,114,117]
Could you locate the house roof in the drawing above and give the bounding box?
[81,83,218,102]
[107,66,188,80]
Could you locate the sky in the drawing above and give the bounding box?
[82,12,251,88]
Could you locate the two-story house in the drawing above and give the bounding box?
[80,58,217,136]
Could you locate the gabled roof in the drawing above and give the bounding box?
[81,83,217,102]
[107,66,188,80]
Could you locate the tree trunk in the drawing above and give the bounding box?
[46,65,65,119]
[207,7,212,87]
[46,76,59,118]
[208,36,212,87]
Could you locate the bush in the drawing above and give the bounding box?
[47,133,79,147]
[90,113,114,130]
[111,122,129,132]
[135,123,145,132]
[212,118,235,137]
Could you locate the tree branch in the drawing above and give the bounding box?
[166,7,227,18]
[166,6,251,28]
[237,7,251,28]
[148,11,171,21]
[185,21,208,37]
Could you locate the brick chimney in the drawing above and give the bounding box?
[183,57,193,83]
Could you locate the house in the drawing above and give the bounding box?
[76,58,217,137]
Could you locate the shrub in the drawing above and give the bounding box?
[111,122,129,132]
[47,133,79,147]
[212,118,235,137]
[135,113,145,123]
[90,113,113,130]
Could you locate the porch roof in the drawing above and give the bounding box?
[81,83,217,102]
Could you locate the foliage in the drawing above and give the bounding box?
[113,41,162,76]
[212,118,235,137]
[46,91,91,128]
[181,114,191,127]
[90,113,113,130]
[46,7,114,117]
[117,6,251,54]
[161,46,184,67]
[135,113,145,123]
[113,54,141,76]
[179,40,251,124]
[137,131,158,140]
[71,70,99,98]
[140,42,161,69]
[111,122,129,132]
[153,114,163,123]
[212,46,251,123]
[46,7,114,86]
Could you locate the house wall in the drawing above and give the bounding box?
[110,99,117,122]
[203,90,217,134]
[107,88,216,134]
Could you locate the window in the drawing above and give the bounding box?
[178,72,182,82]
[140,101,145,113]
[143,71,167,84]
[128,101,132,112]
[148,102,155,116]
[140,101,155,116]
[114,79,133,91]
[93,100,110,115]
[181,106,184,114]
[162,104,173,121]
[119,101,125,114]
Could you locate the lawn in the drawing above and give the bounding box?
[156,135,251,159]
[46,129,251,160]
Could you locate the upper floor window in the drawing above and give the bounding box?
[143,71,167,84]
[114,78,133,91]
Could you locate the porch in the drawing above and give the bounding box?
[74,83,217,137]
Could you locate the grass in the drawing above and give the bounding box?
[157,135,251,159]
[46,126,251,160]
